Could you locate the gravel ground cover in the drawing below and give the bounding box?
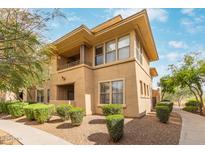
[0,112,181,145]
[0,129,21,145]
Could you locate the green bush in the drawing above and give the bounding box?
[106,114,124,142]
[23,103,55,123]
[183,106,198,113]
[0,102,15,114]
[156,102,173,113]
[24,104,46,121]
[185,99,199,107]
[156,105,170,123]
[56,104,72,121]
[69,107,84,126]
[33,104,55,124]
[7,102,28,117]
[102,104,123,116]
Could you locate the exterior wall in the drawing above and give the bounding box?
[135,61,152,116]
[93,60,139,117]
[26,28,154,118]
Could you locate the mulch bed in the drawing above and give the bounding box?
[0,112,182,145]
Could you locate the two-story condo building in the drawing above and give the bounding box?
[24,10,159,118]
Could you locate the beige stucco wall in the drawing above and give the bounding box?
[26,29,154,118]
[93,60,139,117]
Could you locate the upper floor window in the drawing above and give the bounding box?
[136,35,143,65]
[95,45,104,65]
[106,40,116,63]
[118,35,130,60]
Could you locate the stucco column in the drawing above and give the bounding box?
[80,44,85,64]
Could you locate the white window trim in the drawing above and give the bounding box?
[97,78,126,107]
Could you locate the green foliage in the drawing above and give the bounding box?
[7,102,28,117]
[102,104,123,116]
[69,107,84,126]
[0,102,15,114]
[156,106,170,123]
[169,53,205,114]
[56,104,72,121]
[156,102,173,113]
[183,106,198,113]
[106,114,124,142]
[185,99,199,107]
[0,9,64,94]
[158,75,176,100]
[23,105,36,120]
[23,103,55,123]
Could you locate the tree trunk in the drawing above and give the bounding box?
[161,92,165,100]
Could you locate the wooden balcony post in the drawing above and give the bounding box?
[80,44,85,64]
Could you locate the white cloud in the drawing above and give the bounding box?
[107,8,168,22]
[180,17,205,34]
[181,8,195,16]
[168,41,188,49]
[160,52,185,62]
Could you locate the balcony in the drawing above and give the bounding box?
[58,60,92,70]
[57,44,92,71]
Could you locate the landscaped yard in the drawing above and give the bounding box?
[0,112,181,145]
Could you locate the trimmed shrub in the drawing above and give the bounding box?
[23,104,45,120]
[156,102,173,113]
[0,102,15,114]
[69,107,84,126]
[102,104,123,116]
[56,104,72,121]
[7,102,28,117]
[183,106,198,113]
[23,103,55,123]
[106,114,124,142]
[33,104,55,124]
[156,105,170,123]
[185,99,199,107]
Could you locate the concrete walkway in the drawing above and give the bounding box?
[175,108,205,145]
[0,120,72,145]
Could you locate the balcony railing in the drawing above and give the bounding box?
[58,60,92,70]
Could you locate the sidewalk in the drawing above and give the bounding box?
[175,108,205,145]
[0,120,72,145]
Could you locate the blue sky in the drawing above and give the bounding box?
[44,8,205,88]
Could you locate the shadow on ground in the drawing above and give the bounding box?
[87,112,182,145]
[89,119,106,124]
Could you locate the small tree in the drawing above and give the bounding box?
[169,53,205,114]
[0,9,64,99]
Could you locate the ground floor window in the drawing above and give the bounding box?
[37,89,44,103]
[67,84,74,100]
[99,80,124,104]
